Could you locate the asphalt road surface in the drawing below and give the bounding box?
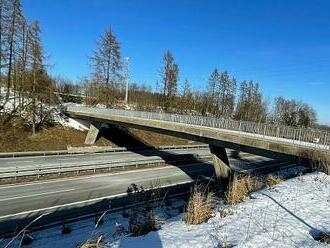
[0,149,296,235]
[0,148,212,169]
[0,154,290,218]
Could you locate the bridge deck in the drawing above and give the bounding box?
[65,106,329,159]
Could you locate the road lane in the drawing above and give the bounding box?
[0,163,214,218]
[0,148,212,169]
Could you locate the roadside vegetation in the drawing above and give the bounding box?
[79,236,106,248]
[304,150,330,175]
[184,185,214,225]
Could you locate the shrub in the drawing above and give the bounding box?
[184,186,214,225]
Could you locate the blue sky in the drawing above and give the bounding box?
[22,0,330,124]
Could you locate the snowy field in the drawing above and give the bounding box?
[2,171,329,248]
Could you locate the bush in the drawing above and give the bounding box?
[184,186,214,225]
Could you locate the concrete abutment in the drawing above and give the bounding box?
[209,145,232,186]
[84,122,101,145]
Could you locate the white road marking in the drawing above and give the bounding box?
[58,158,77,161]
[0,188,76,202]
[5,160,34,163]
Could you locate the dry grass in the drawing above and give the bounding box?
[0,124,197,152]
[225,175,262,205]
[184,186,214,225]
[79,236,105,248]
[0,125,103,152]
[304,150,330,175]
[218,207,236,218]
[265,175,283,187]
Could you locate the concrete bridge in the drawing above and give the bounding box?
[64,105,329,182]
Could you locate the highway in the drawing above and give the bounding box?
[0,163,213,217]
[0,147,212,169]
[0,147,280,179]
[0,148,298,235]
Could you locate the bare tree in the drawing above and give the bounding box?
[160,50,179,111]
[218,71,236,117]
[272,97,316,127]
[91,28,121,86]
[234,81,267,122]
[207,68,220,115]
[5,0,22,101]
[180,79,193,113]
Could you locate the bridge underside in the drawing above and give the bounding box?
[64,108,329,185]
[84,121,233,183]
[80,116,303,161]
[82,117,309,185]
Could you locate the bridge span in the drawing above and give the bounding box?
[64,105,329,182]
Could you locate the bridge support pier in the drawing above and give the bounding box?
[209,145,231,186]
[85,122,101,145]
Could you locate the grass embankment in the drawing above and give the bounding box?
[0,124,197,152]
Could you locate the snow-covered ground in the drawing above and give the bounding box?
[2,172,329,248]
[0,87,89,131]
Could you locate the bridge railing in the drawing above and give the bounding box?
[66,105,329,150]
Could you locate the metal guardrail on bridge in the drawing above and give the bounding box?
[66,106,330,151]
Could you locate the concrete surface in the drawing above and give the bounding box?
[65,110,329,161]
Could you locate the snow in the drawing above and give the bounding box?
[2,172,329,248]
[53,106,90,131]
[0,88,89,130]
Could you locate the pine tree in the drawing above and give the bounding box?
[234,81,267,122]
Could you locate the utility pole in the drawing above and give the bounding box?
[124,57,129,105]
